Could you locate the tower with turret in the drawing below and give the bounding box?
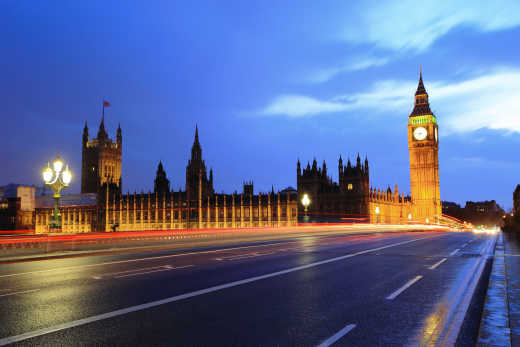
[186,126,214,201]
[81,116,122,194]
[407,70,441,222]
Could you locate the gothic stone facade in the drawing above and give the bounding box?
[81,117,122,194]
[297,72,440,224]
[297,156,413,224]
[35,124,297,233]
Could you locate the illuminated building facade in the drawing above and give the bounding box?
[297,72,441,224]
[81,117,122,194]
[297,156,413,224]
[35,126,297,233]
[407,71,441,222]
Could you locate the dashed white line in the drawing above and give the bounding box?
[450,249,460,256]
[428,258,447,270]
[386,275,423,300]
[0,289,40,298]
[0,236,436,346]
[317,324,357,347]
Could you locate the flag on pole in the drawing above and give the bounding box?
[103,100,111,107]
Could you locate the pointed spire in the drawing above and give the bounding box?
[191,124,202,161]
[97,115,108,140]
[116,122,122,144]
[415,67,427,96]
[410,68,433,117]
[83,121,89,144]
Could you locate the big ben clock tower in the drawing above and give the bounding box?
[408,70,441,223]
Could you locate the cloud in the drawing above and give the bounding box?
[307,56,390,83]
[341,0,520,52]
[260,67,520,134]
[260,95,350,117]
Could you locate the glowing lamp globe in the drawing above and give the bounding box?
[62,165,72,185]
[43,164,53,183]
[53,157,63,172]
[301,194,310,208]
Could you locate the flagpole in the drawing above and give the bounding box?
[102,98,105,119]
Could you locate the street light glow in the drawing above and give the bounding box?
[43,163,53,183]
[301,194,310,209]
[62,165,72,185]
[53,156,63,172]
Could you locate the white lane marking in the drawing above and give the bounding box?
[386,275,423,300]
[0,236,436,346]
[214,251,275,261]
[450,249,460,256]
[461,243,468,248]
[428,258,447,270]
[0,289,40,298]
[114,265,193,279]
[92,264,176,279]
[0,242,300,279]
[317,324,356,347]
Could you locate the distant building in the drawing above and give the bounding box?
[443,200,505,227]
[442,201,464,220]
[514,185,520,217]
[0,184,37,229]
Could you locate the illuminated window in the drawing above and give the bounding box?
[347,183,353,190]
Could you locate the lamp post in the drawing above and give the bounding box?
[375,206,380,224]
[42,154,72,230]
[301,194,310,222]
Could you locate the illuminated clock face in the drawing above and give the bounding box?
[413,127,427,140]
[435,128,438,142]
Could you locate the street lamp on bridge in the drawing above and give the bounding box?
[301,194,310,222]
[42,154,72,230]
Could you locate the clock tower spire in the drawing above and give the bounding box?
[407,70,441,223]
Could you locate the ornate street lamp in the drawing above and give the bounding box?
[42,154,72,229]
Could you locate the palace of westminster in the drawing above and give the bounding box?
[32,72,441,233]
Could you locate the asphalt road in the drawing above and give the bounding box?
[0,230,495,346]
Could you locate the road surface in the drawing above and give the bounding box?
[0,230,494,346]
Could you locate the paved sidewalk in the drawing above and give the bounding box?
[478,232,520,346]
[503,232,520,346]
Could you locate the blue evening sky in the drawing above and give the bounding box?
[2,1,520,209]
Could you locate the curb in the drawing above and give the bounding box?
[477,232,511,346]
